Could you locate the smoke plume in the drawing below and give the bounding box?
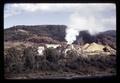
[65,5,116,44]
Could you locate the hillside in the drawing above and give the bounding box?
[4,25,116,49]
[4,25,67,44]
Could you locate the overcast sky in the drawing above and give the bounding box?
[4,3,116,31]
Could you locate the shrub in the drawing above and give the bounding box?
[4,45,116,75]
[65,50,78,58]
[23,46,37,70]
[44,48,60,63]
[4,46,24,73]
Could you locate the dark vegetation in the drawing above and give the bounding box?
[4,25,116,49]
[4,45,116,75]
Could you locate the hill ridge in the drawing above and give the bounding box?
[4,25,116,49]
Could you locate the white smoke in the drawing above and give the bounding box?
[65,4,116,44]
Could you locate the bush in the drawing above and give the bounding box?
[44,48,60,63]
[87,54,116,71]
[65,50,78,58]
[23,46,37,70]
[4,45,116,75]
[4,47,24,73]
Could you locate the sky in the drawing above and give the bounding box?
[4,3,116,30]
